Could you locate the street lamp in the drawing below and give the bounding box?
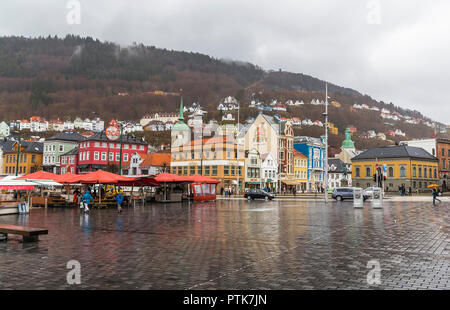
[323,84,329,203]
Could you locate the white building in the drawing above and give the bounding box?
[399,138,437,157]
[261,153,278,192]
[92,118,105,132]
[0,121,10,137]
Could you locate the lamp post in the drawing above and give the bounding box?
[15,135,21,176]
[323,84,329,203]
[118,123,124,175]
[235,103,240,195]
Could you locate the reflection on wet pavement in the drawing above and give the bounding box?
[0,199,449,289]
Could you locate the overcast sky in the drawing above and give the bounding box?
[1,0,449,124]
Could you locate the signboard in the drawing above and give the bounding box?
[105,125,121,141]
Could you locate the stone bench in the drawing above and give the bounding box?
[0,224,48,242]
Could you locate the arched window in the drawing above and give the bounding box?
[413,166,417,177]
[434,168,437,179]
[400,166,406,178]
[388,167,394,178]
[355,167,360,178]
[366,167,371,178]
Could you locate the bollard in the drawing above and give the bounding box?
[372,187,383,209]
[353,187,364,209]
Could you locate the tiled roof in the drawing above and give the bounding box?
[61,147,78,157]
[352,145,438,161]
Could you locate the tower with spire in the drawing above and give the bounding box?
[171,90,191,149]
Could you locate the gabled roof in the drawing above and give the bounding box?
[22,141,43,154]
[328,158,345,173]
[293,149,307,158]
[85,132,147,144]
[47,132,85,142]
[352,145,438,161]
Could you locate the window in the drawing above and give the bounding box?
[424,167,427,178]
[124,144,129,149]
[400,166,406,178]
[429,168,432,179]
[94,152,99,160]
[419,167,422,178]
[388,167,394,178]
[434,168,437,179]
[102,142,107,148]
[123,153,129,162]
[109,153,114,161]
[59,145,64,152]
[205,166,210,175]
[132,144,137,150]
[95,142,100,147]
[224,166,229,175]
[231,166,235,176]
[172,167,176,174]
[366,167,371,178]
[190,166,195,175]
[183,166,187,175]
[413,166,417,177]
[116,153,120,162]
[442,149,445,156]
[52,145,56,151]
[212,166,218,176]
[139,145,144,151]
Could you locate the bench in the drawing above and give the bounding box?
[0,224,48,242]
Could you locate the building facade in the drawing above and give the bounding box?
[59,147,78,174]
[77,132,148,174]
[294,150,308,192]
[2,141,43,175]
[294,136,326,192]
[352,145,439,192]
[43,132,85,174]
[122,153,171,176]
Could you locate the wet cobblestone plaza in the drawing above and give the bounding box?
[0,199,449,290]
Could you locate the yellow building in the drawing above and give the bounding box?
[352,145,439,192]
[294,150,308,192]
[3,141,43,175]
[171,135,245,193]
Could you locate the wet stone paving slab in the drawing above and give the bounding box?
[0,199,449,289]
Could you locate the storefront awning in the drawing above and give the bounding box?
[246,181,262,185]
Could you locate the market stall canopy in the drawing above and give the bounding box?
[428,184,440,188]
[53,172,82,184]
[154,173,192,183]
[17,170,59,180]
[31,179,63,187]
[76,170,131,184]
[0,179,38,190]
[116,175,160,187]
[185,175,220,184]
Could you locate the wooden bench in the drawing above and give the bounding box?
[0,224,48,242]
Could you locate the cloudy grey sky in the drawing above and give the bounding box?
[1,0,449,124]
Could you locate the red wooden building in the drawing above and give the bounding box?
[77,132,148,174]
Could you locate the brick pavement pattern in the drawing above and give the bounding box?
[0,199,449,289]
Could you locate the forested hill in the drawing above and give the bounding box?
[0,35,443,144]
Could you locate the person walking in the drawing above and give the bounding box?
[432,188,441,205]
[115,192,124,213]
[73,188,81,204]
[81,189,94,213]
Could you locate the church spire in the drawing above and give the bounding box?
[178,89,185,122]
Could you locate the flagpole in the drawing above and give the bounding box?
[324,84,329,203]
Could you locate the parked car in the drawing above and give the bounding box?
[332,187,369,201]
[244,189,274,201]
[363,187,383,199]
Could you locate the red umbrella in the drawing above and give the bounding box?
[76,170,130,184]
[185,175,220,184]
[154,173,191,183]
[53,172,82,184]
[18,170,58,180]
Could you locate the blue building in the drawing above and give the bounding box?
[294,136,326,191]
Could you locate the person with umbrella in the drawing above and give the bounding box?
[429,184,442,205]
